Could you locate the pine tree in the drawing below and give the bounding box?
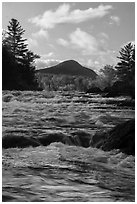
[2,18,41,90]
[115,42,135,82]
[5,18,28,63]
[22,51,40,88]
[114,42,135,98]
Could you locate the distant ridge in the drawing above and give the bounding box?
[37,60,97,79]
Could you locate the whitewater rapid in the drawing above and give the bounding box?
[2,91,135,202]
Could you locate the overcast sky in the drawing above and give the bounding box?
[2,2,135,72]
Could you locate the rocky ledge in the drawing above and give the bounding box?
[2,119,135,155]
[90,119,135,155]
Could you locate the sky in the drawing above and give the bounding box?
[2,2,135,72]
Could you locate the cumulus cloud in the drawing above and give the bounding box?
[110,15,120,25]
[32,29,49,39]
[70,28,108,55]
[70,28,99,55]
[85,59,101,73]
[83,49,118,73]
[56,28,109,55]
[35,58,62,69]
[27,29,48,49]
[57,38,69,46]
[29,3,112,29]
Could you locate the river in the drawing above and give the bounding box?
[2,91,135,202]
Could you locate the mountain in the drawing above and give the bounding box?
[37,60,97,79]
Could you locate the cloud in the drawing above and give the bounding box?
[32,29,49,39]
[110,15,120,25]
[27,29,48,49]
[27,38,38,48]
[85,59,101,73]
[69,28,99,55]
[69,28,108,55]
[56,28,109,55]
[41,52,54,58]
[35,58,62,69]
[29,3,112,29]
[82,49,118,73]
[98,32,109,39]
[57,38,69,46]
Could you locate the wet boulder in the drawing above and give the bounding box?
[90,119,135,155]
[104,81,135,99]
[37,131,91,148]
[38,132,73,146]
[2,94,14,102]
[2,135,40,148]
[86,87,102,94]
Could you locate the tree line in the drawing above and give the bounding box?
[37,41,135,99]
[37,73,94,92]
[99,42,135,98]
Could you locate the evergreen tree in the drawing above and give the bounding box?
[2,18,41,90]
[113,42,135,98]
[21,51,40,89]
[2,43,18,89]
[115,42,135,82]
[5,18,28,63]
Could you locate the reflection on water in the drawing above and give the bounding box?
[2,91,135,202]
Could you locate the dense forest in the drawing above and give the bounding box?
[2,18,135,98]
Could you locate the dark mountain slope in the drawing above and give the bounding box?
[37,60,97,79]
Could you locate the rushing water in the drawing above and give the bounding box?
[2,91,135,202]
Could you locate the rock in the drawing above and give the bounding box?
[38,131,91,148]
[38,132,73,146]
[2,94,13,102]
[90,119,135,155]
[2,135,40,148]
[104,81,135,98]
[90,130,108,148]
[71,130,91,147]
[86,87,102,94]
[2,130,92,149]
